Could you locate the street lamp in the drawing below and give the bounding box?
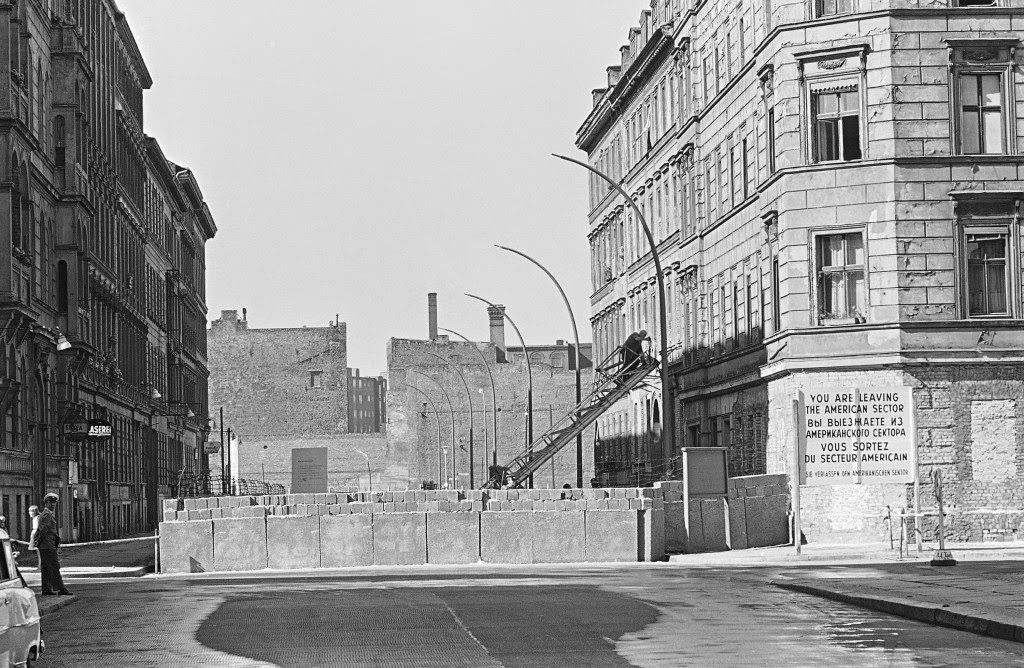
[496,244,584,488]
[440,326,499,486]
[422,349,476,488]
[465,294,535,488]
[554,153,675,477]
[401,383,444,488]
[353,447,372,492]
[408,369,458,488]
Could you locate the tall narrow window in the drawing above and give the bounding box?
[742,137,750,198]
[812,89,862,162]
[959,73,1004,154]
[816,231,866,323]
[767,107,777,173]
[54,116,66,167]
[771,255,781,333]
[965,230,1009,316]
[57,260,68,312]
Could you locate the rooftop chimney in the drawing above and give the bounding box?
[488,305,507,363]
[427,293,438,340]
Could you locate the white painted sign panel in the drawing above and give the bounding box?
[799,387,916,485]
[291,447,329,493]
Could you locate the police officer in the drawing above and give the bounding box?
[31,493,71,596]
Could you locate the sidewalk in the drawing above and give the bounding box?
[668,540,1024,566]
[770,554,1024,643]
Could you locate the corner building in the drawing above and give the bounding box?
[0,1,215,542]
[579,0,1024,541]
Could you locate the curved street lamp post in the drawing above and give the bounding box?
[440,326,499,486]
[496,244,584,488]
[401,383,444,488]
[554,153,675,478]
[409,369,458,488]
[465,294,535,488]
[423,349,476,488]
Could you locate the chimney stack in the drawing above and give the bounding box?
[427,293,438,340]
[488,305,507,363]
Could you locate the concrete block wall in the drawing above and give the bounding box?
[158,486,665,573]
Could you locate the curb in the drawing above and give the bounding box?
[775,581,1024,644]
[38,594,78,617]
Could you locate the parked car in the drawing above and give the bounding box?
[0,531,42,666]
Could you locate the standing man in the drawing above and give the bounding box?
[619,330,650,376]
[30,493,71,596]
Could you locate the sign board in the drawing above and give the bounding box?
[799,387,916,485]
[204,439,221,454]
[62,421,89,442]
[291,447,329,493]
[87,419,113,439]
[681,447,728,497]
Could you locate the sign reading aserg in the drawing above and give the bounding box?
[799,387,916,485]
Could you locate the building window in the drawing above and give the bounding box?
[812,89,861,162]
[766,107,777,173]
[310,371,323,388]
[815,231,866,323]
[964,229,1009,316]
[816,0,854,16]
[958,73,1004,154]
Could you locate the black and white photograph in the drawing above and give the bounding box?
[1,0,1023,665]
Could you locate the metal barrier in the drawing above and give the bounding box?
[177,474,286,498]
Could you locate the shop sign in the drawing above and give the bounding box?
[204,439,221,454]
[87,419,113,439]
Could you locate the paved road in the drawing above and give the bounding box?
[41,564,1024,667]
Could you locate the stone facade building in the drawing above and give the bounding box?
[207,310,388,491]
[386,296,595,490]
[0,1,216,541]
[347,368,385,434]
[579,0,1024,540]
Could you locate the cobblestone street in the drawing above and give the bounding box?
[41,564,1024,666]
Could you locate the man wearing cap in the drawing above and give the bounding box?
[30,493,71,596]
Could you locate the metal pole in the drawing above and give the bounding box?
[440,327,498,487]
[554,154,674,475]
[495,244,585,487]
[402,383,444,487]
[423,349,476,488]
[792,398,803,556]
[219,407,225,495]
[226,427,232,496]
[410,370,458,489]
[465,294,534,488]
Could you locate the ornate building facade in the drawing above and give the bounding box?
[580,0,1024,539]
[0,0,215,542]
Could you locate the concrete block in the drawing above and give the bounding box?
[664,501,687,553]
[700,498,729,552]
[686,500,706,553]
[159,520,214,574]
[745,495,790,548]
[320,514,373,567]
[267,516,321,569]
[163,498,183,512]
[641,508,665,562]
[480,512,532,564]
[163,510,177,522]
[585,510,640,562]
[373,513,427,566]
[426,512,480,564]
[183,498,198,511]
[533,511,585,563]
[729,498,748,550]
[212,517,268,572]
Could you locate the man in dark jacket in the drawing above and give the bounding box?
[620,330,650,374]
[31,493,71,596]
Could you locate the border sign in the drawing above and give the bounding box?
[798,387,916,485]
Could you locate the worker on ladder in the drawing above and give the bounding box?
[617,330,651,384]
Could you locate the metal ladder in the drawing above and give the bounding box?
[482,345,660,489]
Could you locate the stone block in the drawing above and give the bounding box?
[320,514,373,567]
[532,511,585,563]
[267,516,321,570]
[373,513,427,566]
[163,498,183,512]
[700,498,729,552]
[163,510,178,522]
[584,510,639,562]
[642,508,665,562]
[745,495,791,548]
[480,512,532,564]
[664,501,687,553]
[212,517,268,572]
[729,497,748,550]
[426,512,480,564]
[686,500,706,553]
[159,520,214,574]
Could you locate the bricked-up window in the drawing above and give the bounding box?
[310,371,323,388]
[816,0,853,16]
[958,73,1004,154]
[815,231,866,323]
[965,230,1009,316]
[812,88,862,162]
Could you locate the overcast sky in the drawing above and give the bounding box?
[117,0,645,374]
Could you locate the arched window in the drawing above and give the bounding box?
[10,155,22,250]
[653,400,660,425]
